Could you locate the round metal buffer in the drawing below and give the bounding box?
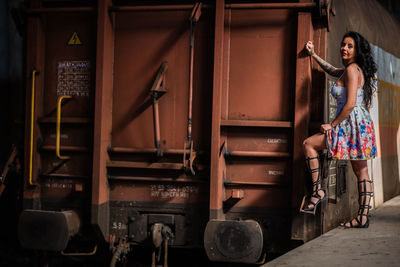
[204,220,263,263]
[18,209,80,251]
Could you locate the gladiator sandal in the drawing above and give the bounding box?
[342,179,373,228]
[300,156,326,215]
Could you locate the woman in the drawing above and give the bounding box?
[300,31,377,228]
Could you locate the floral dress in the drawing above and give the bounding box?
[326,84,377,160]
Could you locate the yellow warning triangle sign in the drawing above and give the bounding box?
[67,32,82,45]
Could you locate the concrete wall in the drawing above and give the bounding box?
[327,0,400,209]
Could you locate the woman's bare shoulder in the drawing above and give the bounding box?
[346,63,363,73]
[344,64,361,77]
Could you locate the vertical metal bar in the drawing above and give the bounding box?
[291,7,314,241]
[209,0,225,220]
[92,0,115,241]
[188,21,194,142]
[29,69,38,186]
[153,96,161,152]
[187,3,201,142]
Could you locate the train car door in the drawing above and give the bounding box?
[19,2,96,251]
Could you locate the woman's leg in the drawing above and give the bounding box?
[342,160,372,227]
[302,133,327,210]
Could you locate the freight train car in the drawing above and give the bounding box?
[14,0,388,265]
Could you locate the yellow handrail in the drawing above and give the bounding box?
[29,70,38,186]
[61,244,97,256]
[56,95,72,159]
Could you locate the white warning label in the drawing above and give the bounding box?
[57,61,90,97]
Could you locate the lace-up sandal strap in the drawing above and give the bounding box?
[359,180,373,203]
[312,179,322,186]
[311,178,323,192]
[359,212,371,221]
[356,213,369,223]
[358,180,373,184]
[359,204,372,209]
[304,197,319,209]
[305,156,319,170]
[358,180,373,191]
[359,192,373,197]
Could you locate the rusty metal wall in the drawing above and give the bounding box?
[19,0,336,261]
[22,1,97,244]
[218,8,297,251]
[105,5,215,248]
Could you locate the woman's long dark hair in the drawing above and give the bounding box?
[342,31,377,109]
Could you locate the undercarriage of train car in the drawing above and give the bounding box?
[15,0,333,265]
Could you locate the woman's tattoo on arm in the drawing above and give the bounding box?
[312,54,341,77]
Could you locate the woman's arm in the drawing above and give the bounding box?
[305,41,344,77]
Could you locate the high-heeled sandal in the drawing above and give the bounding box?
[341,179,373,228]
[300,156,326,215]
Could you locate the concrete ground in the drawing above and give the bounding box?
[263,195,400,267]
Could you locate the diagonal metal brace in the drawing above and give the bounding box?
[190,2,202,24]
[150,62,168,157]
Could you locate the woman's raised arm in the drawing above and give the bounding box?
[305,41,344,77]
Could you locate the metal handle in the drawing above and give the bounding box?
[61,244,97,256]
[56,95,72,159]
[29,70,38,186]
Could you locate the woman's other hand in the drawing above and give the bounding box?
[320,123,333,134]
[305,41,315,56]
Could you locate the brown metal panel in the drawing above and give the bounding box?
[225,3,316,10]
[111,10,213,151]
[107,7,214,244]
[41,178,88,199]
[109,183,208,204]
[38,11,96,190]
[40,124,92,146]
[226,159,290,185]
[220,7,297,218]
[290,10,315,242]
[91,0,115,240]
[226,128,291,152]
[40,153,92,177]
[222,187,291,208]
[23,2,96,205]
[310,27,327,127]
[227,9,296,121]
[209,0,225,220]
